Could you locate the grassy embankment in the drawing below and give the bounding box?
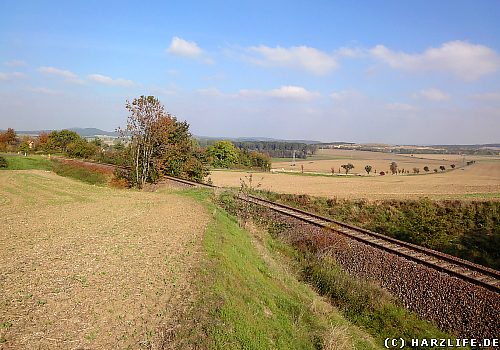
[212,191,450,349]
[0,154,108,185]
[176,189,382,349]
[257,191,500,270]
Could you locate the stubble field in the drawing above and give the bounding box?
[210,150,500,200]
[273,149,481,174]
[0,170,209,349]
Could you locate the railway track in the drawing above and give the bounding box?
[238,193,500,294]
[56,161,499,293]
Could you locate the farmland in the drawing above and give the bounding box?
[0,170,209,349]
[1,169,388,349]
[209,150,500,200]
[273,148,474,174]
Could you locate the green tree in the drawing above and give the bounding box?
[66,139,98,159]
[47,130,80,152]
[19,141,30,155]
[207,140,239,168]
[364,165,372,175]
[341,163,354,174]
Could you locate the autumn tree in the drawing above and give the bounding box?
[123,95,209,188]
[341,163,354,174]
[364,165,372,175]
[0,128,18,151]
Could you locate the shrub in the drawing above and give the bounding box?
[0,156,7,168]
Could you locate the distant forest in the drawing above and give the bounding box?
[232,141,318,159]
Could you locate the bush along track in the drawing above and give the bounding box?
[216,191,481,348]
[256,191,500,271]
[172,188,382,350]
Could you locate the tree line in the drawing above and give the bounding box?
[1,96,272,188]
[231,141,317,159]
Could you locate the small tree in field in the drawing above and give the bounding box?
[364,165,372,175]
[412,167,420,174]
[341,163,354,174]
[451,164,456,169]
[424,166,429,172]
[440,165,446,171]
[390,162,398,175]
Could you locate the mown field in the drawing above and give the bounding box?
[210,151,500,200]
[0,170,209,349]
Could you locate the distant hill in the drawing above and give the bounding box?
[12,128,118,137]
[195,135,320,144]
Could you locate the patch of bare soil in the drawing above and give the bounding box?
[0,170,209,349]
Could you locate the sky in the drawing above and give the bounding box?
[1,0,500,144]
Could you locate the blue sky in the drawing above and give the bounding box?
[1,0,500,143]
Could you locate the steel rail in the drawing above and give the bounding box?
[241,194,500,293]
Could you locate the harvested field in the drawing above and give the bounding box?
[273,149,498,175]
[0,170,209,349]
[209,161,500,200]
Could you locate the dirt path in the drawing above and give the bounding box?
[0,170,209,349]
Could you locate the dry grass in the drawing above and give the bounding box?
[209,159,500,200]
[323,325,353,350]
[0,170,209,349]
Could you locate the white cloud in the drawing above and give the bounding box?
[87,74,134,87]
[471,92,500,101]
[167,36,203,58]
[38,66,78,79]
[331,90,361,100]
[0,72,25,80]
[416,88,450,101]
[38,66,84,84]
[385,103,416,111]
[4,60,26,67]
[371,41,500,80]
[238,85,320,100]
[246,45,338,75]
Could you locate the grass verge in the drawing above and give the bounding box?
[176,188,380,350]
[217,191,458,349]
[50,159,108,185]
[0,154,110,186]
[0,154,52,170]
